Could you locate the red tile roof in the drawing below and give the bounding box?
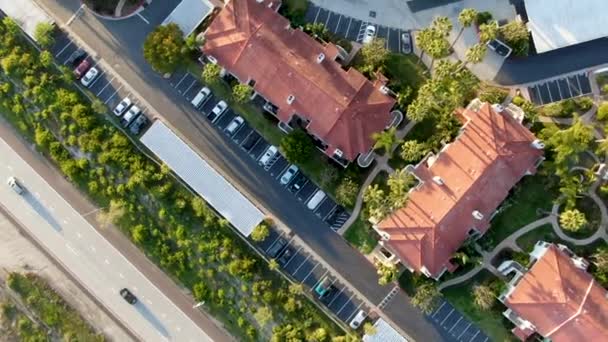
[202,0,395,160]
[505,245,608,341]
[377,103,543,278]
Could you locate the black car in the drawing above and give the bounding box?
[277,247,293,266]
[320,285,338,304]
[120,288,138,305]
[129,113,149,135]
[66,48,86,66]
[267,238,288,258]
[288,174,307,193]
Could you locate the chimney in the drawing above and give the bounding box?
[531,139,545,150]
[472,210,484,220]
[287,95,295,105]
[432,176,443,185]
[379,85,390,95]
[316,53,325,64]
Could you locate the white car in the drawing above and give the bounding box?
[401,32,412,54]
[80,66,99,87]
[349,310,367,329]
[362,25,376,44]
[280,165,298,185]
[113,97,132,116]
[225,116,244,136]
[7,177,24,195]
[208,100,228,123]
[120,105,141,127]
[258,145,278,166]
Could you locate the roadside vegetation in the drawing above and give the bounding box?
[0,17,354,341]
[1,272,104,341]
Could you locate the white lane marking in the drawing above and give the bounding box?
[469,330,480,342]
[174,74,189,89]
[292,255,310,275]
[344,302,362,321]
[325,11,331,28]
[103,85,123,104]
[457,323,471,339]
[327,286,346,307]
[335,14,342,32]
[66,243,79,256]
[345,17,353,38]
[308,270,329,289]
[283,247,302,267]
[55,41,73,58]
[300,262,320,283]
[335,293,355,314]
[136,12,150,24]
[96,76,115,96]
[66,5,85,26]
[87,71,104,88]
[431,301,446,318]
[449,317,463,332]
[183,79,198,98]
[440,308,454,325]
[313,6,321,23]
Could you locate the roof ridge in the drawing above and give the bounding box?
[545,276,596,337]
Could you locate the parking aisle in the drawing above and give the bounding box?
[428,300,490,342]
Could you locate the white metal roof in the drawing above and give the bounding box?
[0,0,54,41]
[161,0,213,36]
[525,0,608,53]
[362,319,408,342]
[140,120,264,236]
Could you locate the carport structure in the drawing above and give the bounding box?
[161,0,214,36]
[140,120,265,236]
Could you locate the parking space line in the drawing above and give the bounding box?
[335,292,355,314]
[482,337,488,342]
[292,255,311,275]
[285,234,296,248]
[325,11,331,28]
[309,270,329,289]
[265,232,285,253]
[545,83,554,103]
[323,204,338,221]
[469,330,480,341]
[183,79,198,98]
[457,323,471,339]
[345,17,353,38]
[327,286,346,307]
[174,74,189,89]
[87,71,104,88]
[103,85,123,104]
[313,6,321,23]
[96,76,115,96]
[303,189,316,204]
[576,74,583,92]
[344,302,362,322]
[398,29,402,52]
[335,14,342,32]
[283,247,302,267]
[440,308,454,325]
[55,41,73,58]
[448,317,463,332]
[303,266,324,285]
[431,301,446,318]
[276,163,291,180]
[239,131,253,146]
[293,179,309,195]
[136,12,150,24]
[386,28,390,49]
[556,79,564,100]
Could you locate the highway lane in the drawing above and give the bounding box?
[0,137,216,342]
[34,0,448,340]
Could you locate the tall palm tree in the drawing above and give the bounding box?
[451,8,477,49]
[478,20,499,44]
[372,126,399,156]
[456,43,487,71]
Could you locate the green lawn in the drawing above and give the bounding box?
[343,216,378,254]
[442,271,517,342]
[478,173,559,250]
[515,224,557,253]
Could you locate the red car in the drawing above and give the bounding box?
[73,59,91,79]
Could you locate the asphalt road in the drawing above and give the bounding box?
[33,0,449,340]
[0,136,222,341]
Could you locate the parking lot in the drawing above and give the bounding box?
[304,3,411,54]
[48,30,151,134]
[255,227,371,325]
[527,73,592,105]
[429,300,490,342]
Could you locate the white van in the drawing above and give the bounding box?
[190,87,211,108]
[306,190,326,210]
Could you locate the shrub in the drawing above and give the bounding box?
[232,84,253,103]
[560,209,587,232]
[335,177,359,208]
[478,86,508,104]
[499,20,529,56]
[598,102,608,121]
[475,11,493,26]
[575,97,593,111]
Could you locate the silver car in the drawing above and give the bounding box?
[280,165,299,185]
[7,177,24,194]
[113,97,132,116]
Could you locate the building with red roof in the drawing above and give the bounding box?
[375,101,544,279]
[202,0,396,166]
[498,241,608,341]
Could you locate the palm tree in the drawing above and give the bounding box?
[559,209,587,232]
[472,284,496,311]
[387,169,416,209]
[451,8,477,49]
[456,43,487,71]
[372,126,399,155]
[478,20,499,44]
[416,16,452,72]
[411,283,442,314]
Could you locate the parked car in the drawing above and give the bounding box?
[401,31,412,54]
[320,285,338,304]
[120,105,140,127]
[277,247,293,266]
[7,177,24,195]
[80,67,99,87]
[267,237,288,258]
[113,97,132,116]
[207,100,227,123]
[349,310,367,329]
[288,174,307,193]
[258,145,278,166]
[120,288,137,305]
[306,190,326,210]
[225,116,244,136]
[362,25,376,44]
[280,165,298,185]
[73,59,91,79]
[129,113,148,135]
[66,49,86,66]
[314,277,334,298]
[487,39,512,58]
[190,86,211,108]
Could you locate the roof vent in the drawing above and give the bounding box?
[268,2,273,8]
[432,176,443,185]
[255,0,264,3]
[287,95,295,105]
[531,139,545,150]
[334,148,343,158]
[492,104,505,113]
[472,210,484,220]
[379,85,390,95]
[316,53,325,63]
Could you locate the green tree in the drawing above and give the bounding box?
[96,200,126,228]
[34,22,55,48]
[280,129,315,164]
[499,21,529,56]
[202,63,221,83]
[375,261,398,285]
[395,86,413,110]
[472,284,495,311]
[416,17,452,71]
[253,306,273,326]
[359,38,389,74]
[39,50,53,68]
[542,116,593,174]
[250,223,270,242]
[400,140,427,163]
[233,84,253,103]
[34,125,54,149]
[143,23,187,74]
[363,322,377,335]
[591,247,608,270]
[597,102,608,122]
[303,23,330,40]
[451,8,477,48]
[91,99,107,115]
[336,177,359,208]
[478,20,499,44]
[462,43,487,68]
[363,184,390,222]
[372,126,399,156]
[411,283,442,314]
[387,168,416,209]
[308,328,328,342]
[560,209,587,232]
